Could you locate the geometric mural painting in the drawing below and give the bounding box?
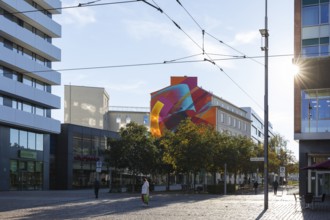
[150,76,216,136]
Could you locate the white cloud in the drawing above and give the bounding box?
[232,31,259,45]
[57,1,96,27]
[123,19,233,69]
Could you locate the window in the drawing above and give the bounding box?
[19,130,28,148]
[10,129,19,147]
[28,132,36,150]
[22,103,32,113]
[4,39,13,50]
[35,106,44,116]
[36,134,43,151]
[303,6,319,26]
[23,75,33,86]
[321,3,329,23]
[301,88,330,132]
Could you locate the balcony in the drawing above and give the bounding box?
[0,16,61,61]
[0,0,61,38]
[0,46,61,85]
[0,105,60,134]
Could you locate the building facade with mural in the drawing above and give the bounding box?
[150,76,251,137]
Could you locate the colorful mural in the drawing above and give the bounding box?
[150,76,216,136]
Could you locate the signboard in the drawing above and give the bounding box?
[96,161,102,173]
[18,150,37,160]
[250,157,264,162]
[279,166,285,177]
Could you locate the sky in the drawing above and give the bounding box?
[52,0,298,159]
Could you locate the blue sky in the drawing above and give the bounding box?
[53,0,297,159]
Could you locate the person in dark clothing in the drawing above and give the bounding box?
[273,180,279,195]
[94,178,100,199]
[253,181,259,194]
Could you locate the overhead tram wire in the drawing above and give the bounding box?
[174,0,263,66]
[3,0,143,15]
[160,0,263,110]
[22,53,295,75]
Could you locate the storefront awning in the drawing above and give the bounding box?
[301,159,330,170]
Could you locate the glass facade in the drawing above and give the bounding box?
[72,134,109,188]
[8,128,45,190]
[301,88,330,132]
[302,0,330,57]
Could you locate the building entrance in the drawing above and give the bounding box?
[10,160,43,190]
[316,171,330,196]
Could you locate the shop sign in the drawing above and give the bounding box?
[18,150,37,160]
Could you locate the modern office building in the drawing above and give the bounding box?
[150,76,251,137]
[0,0,62,190]
[51,124,118,190]
[64,85,109,130]
[242,107,274,145]
[294,0,330,196]
[106,106,150,132]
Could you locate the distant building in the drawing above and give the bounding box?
[150,76,251,137]
[241,107,274,145]
[0,0,62,191]
[105,106,150,132]
[64,85,109,130]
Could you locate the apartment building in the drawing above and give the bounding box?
[294,0,330,196]
[0,0,61,190]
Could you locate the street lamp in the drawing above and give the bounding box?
[260,0,269,210]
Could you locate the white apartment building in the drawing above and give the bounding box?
[241,107,274,145]
[0,0,61,190]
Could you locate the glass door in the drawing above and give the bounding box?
[316,171,330,196]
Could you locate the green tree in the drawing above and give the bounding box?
[162,118,215,188]
[108,122,158,191]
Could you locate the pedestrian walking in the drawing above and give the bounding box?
[273,179,279,195]
[253,181,258,194]
[141,177,149,206]
[94,178,100,199]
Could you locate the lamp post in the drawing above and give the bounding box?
[259,0,269,210]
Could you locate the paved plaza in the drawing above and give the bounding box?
[0,187,329,220]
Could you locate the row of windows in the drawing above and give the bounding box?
[73,135,107,157]
[302,1,329,27]
[0,7,52,43]
[0,95,50,117]
[302,1,330,57]
[0,37,51,68]
[213,98,247,117]
[218,112,248,131]
[302,37,330,57]
[10,128,44,151]
[25,0,52,18]
[0,66,51,93]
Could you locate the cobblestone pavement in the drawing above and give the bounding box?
[0,187,329,220]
